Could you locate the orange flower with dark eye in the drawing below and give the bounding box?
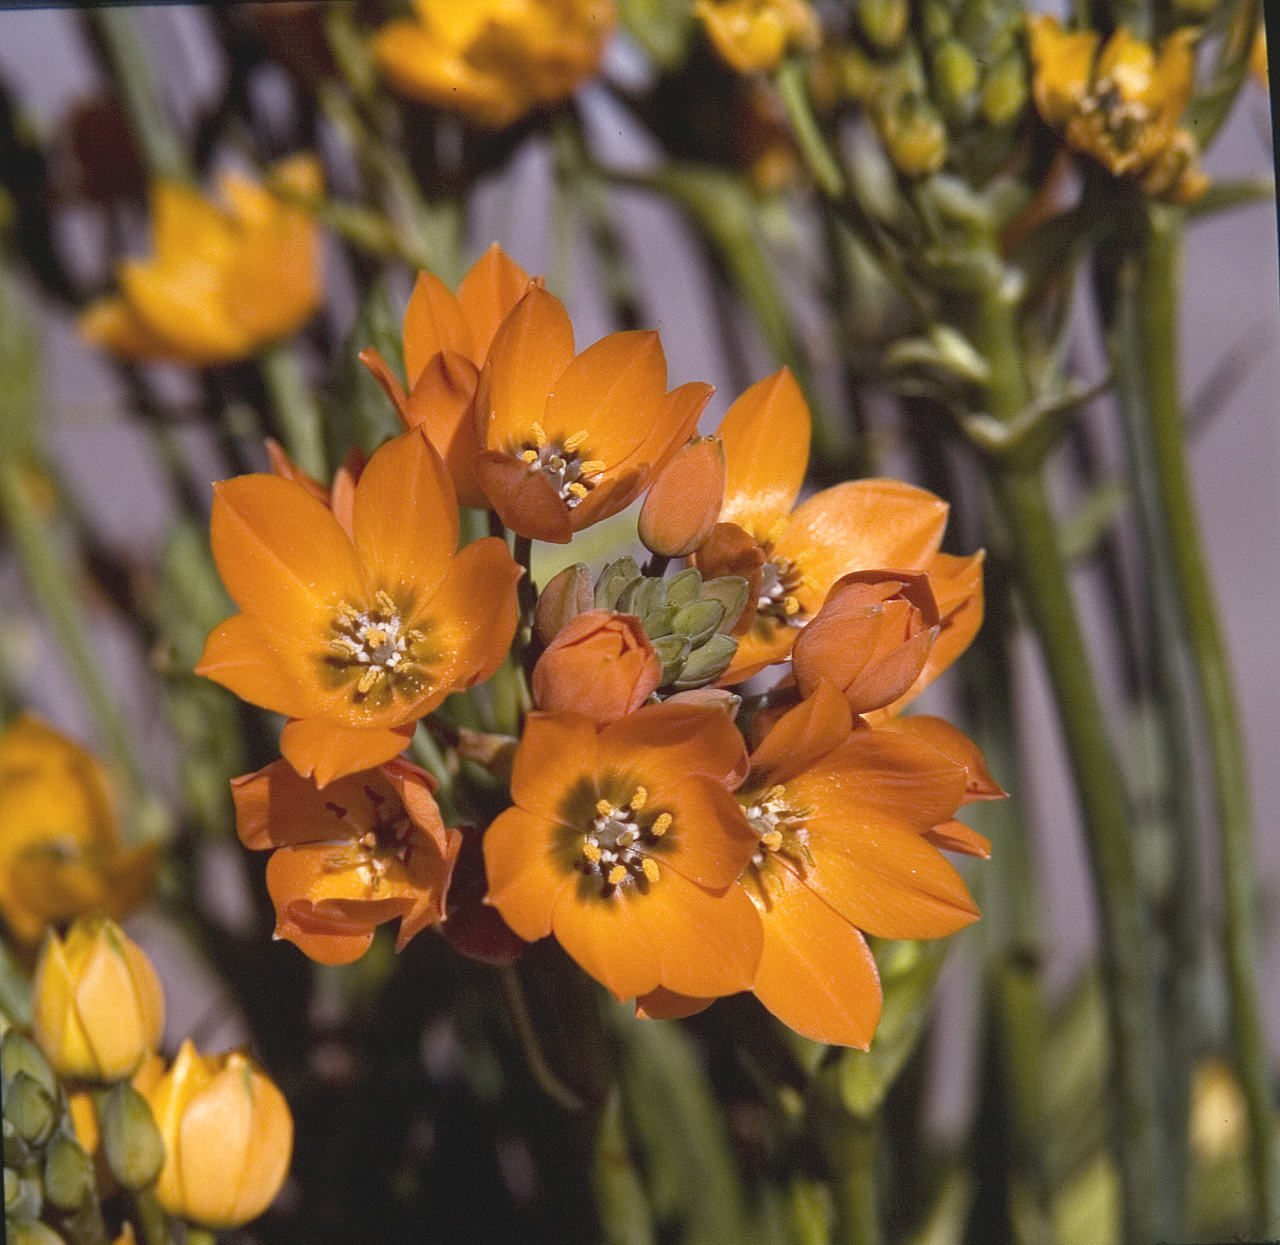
[640,682,989,1047]
[232,756,460,964]
[472,288,714,543]
[360,245,537,509]
[696,367,983,682]
[196,428,522,786]
[482,704,763,1001]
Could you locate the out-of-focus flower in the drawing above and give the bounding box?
[1251,26,1268,87]
[69,1052,165,1193]
[1027,16,1208,203]
[32,918,164,1083]
[641,682,986,1046]
[196,428,521,787]
[146,1040,292,1229]
[696,0,821,74]
[483,704,763,1001]
[80,156,324,365]
[0,716,155,945]
[531,610,663,725]
[639,436,726,558]
[371,0,615,128]
[473,288,712,542]
[232,757,460,965]
[1188,1055,1248,1163]
[696,369,982,681]
[361,245,537,509]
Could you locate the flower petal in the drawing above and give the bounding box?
[508,712,600,823]
[402,352,486,508]
[923,820,991,859]
[472,450,574,543]
[195,614,314,718]
[874,715,1004,804]
[403,269,473,386]
[456,244,536,359]
[602,703,749,789]
[279,718,414,788]
[748,681,852,786]
[633,988,712,1021]
[660,776,758,890]
[483,806,573,941]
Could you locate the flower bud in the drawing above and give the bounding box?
[980,50,1028,125]
[856,0,908,51]
[32,918,164,1084]
[2,1031,59,1101]
[5,1071,57,1146]
[9,1221,67,1245]
[639,437,726,558]
[534,563,594,645]
[42,1130,95,1210]
[100,1081,164,1191]
[878,98,948,177]
[532,611,663,727]
[146,1041,293,1229]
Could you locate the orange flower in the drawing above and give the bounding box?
[233,757,459,964]
[371,0,616,128]
[642,682,985,1047]
[196,428,522,786]
[531,610,663,725]
[473,288,713,542]
[360,245,537,509]
[696,368,983,681]
[638,436,727,558]
[483,704,763,1000]
[695,0,821,74]
[79,156,323,366]
[264,438,365,532]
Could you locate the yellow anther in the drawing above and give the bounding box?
[783,596,800,616]
[767,785,787,803]
[607,864,627,887]
[566,482,589,499]
[563,430,589,452]
[578,459,607,477]
[761,830,784,852]
[581,840,603,864]
[641,858,661,884]
[336,601,360,624]
[520,449,539,465]
[628,786,648,811]
[357,667,383,695]
[365,626,388,647]
[375,589,397,614]
[596,798,615,818]
[530,422,548,448]
[650,812,673,837]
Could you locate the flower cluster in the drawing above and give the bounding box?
[199,246,998,1047]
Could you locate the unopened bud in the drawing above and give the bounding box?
[698,576,750,633]
[672,599,727,647]
[932,41,979,114]
[639,437,726,558]
[43,1130,95,1210]
[980,50,1028,125]
[532,612,662,726]
[857,0,908,51]
[594,557,641,611]
[10,1221,68,1245]
[662,688,742,716]
[5,1072,57,1146]
[2,1032,58,1101]
[7,1167,43,1220]
[879,99,948,177]
[672,633,739,688]
[534,563,594,644]
[100,1082,164,1192]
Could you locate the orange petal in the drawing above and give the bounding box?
[195,614,314,718]
[352,428,459,606]
[231,758,350,849]
[749,861,882,1049]
[79,296,175,361]
[118,258,250,365]
[482,806,572,941]
[602,702,750,789]
[358,347,409,420]
[264,438,328,504]
[472,449,575,543]
[893,550,985,712]
[639,436,726,558]
[403,269,473,386]
[634,988,712,1021]
[272,899,376,965]
[717,369,810,539]
[748,680,852,785]
[923,820,991,859]
[279,718,415,788]
[456,244,536,359]
[660,776,759,890]
[508,712,600,823]
[875,716,1004,803]
[478,288,575,451]
[402,352,486,508]
[224,210,321,345]
[564,464,649,535]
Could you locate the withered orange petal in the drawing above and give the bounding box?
[750,862,882,1049]
[472,450,574,543]
[456,244,535,358]
[358,347,410,420]
[353,429,459,604]
[508,712,600,822]
[195,615,314,719]
[403,351,487,509]
[780,480,950,605]
[210,473,363,641]
[273,901,376,965]
[479,287,575,450]
[482,806,572,941]
[923,820,992,859]
[717,368,810,538]
[403,269,473,386]
[748,680,852,786]
[382,758,451,854]
[634,988,712,1021]
[603,703,750,789]
[875,716,1005,803]
[660,776,758,890]
[545,330,666,466]
[280,718,415,788]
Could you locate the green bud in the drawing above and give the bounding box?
[672,599,726,648]
[665,568,704,607]
[642,605,679,639]
[879,99,948,177]
[980,50,1028,126]
[5,1072,57,1147]
[6,1171,44,1222]
[931,41,979,114]
[2,1032,58,1101]
[534,563,593,645]
[699,576,750,633]
[9,1221,68,1245]
[672,633,739,689]
[857,0,909,51]
[42,1130,95,1210]
[594,557,641,610]
[100,1080,164,1192]
[921,0,952,42]
[4,1118,31,1167]
[617,574,664,620]
[651,635,691,680]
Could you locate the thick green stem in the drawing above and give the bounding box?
[974,276,1167,1242]
[1131,202,1279,1235]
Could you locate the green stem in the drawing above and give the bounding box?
[592,1088,656,1245]
[1131,202,1279,1235]
[973,274,1167,1243]
[259,344,327,480]
[774,59,845,200]
[496,963,585,1112]
[132,1189,174,1245]
[830,1116,882,1245]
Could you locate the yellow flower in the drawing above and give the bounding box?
[32,917,165,1083]
[372,0,616,128]
[0,715,155,946]
[80,155,323,366]
[695,0,821,74]
[1027,15,1208,203]
[146,1040,293,1229]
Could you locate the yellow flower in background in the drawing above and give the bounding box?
[0,715,155,946]
[1027,15,1208,203]
[372,0,616,128]
[32,917,165,1083]
[1251,26,1267,87]
[147,1040,293,1229]
[80,155,323,366]
[696,0,821,74]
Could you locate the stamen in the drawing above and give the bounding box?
[607,864,627,887]
[326,593,431,704]
[357,668,382,695]
[566,482,588,499]
[628,786,648,811]
[650,813,672,837]
[520,449,539,465]
[578,459,607,477]
[596,799,615,817]
[563,430,589,452]
[783,596,800,616]
[761,830,783,852]
[530,422,548,448]
[641,858,660,884]
[582,840,603,864]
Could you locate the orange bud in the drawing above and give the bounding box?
[533,562,595,644]
[531,610,662,725]
[792,571,940,715]
[639,437,727,557]
[32,918,165,1083]
[146,1040,293,1229]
